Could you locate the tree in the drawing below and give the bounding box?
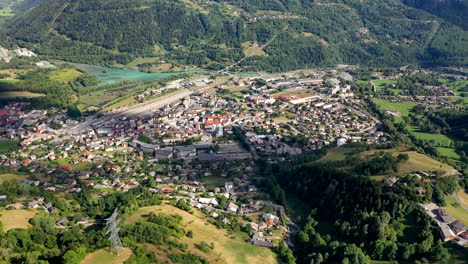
[63,247,87,264]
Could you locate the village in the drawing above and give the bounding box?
[0,69,466,249]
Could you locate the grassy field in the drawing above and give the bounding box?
[0,140,19,153]
[242,41,268,57]
[203,175,227,189]
[0,173,28,184]
[372,79,397,86]
[126,204,277,264]
[360,149,456,176]
[0,91,44,99]
[0,7,15,24]
[455,190,468,209]
[372,99,416,123]
[442,194,468,225]
[81,248,132,264]
[436,147,460,159]
[49,68,82,82]
[0,209,39,232]
[407,126,454,146]
[317,147,353,162]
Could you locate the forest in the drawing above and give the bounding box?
[0,0,467,71]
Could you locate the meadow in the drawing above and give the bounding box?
[372,99,416,123]
[0,209,39,232]
[0,140,19,153]
[81,248,132,264]
[126,203,277,264]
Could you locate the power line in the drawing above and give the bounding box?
[106,209,124,255]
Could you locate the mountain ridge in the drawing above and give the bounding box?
[2,0,467,71]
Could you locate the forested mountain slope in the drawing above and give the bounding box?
[403,0,468,30]
[2,0,467,71]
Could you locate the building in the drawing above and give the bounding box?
[437,222,456,242]
[226,202,239,213]
[449,221,467,235]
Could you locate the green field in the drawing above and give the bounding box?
[442,195,468,226]
[361,149,457,176]
[372,99,416,123]
[407,126,454,146]
[0,173,28,184]
[0,91,44,99]
[81,248,132,264]
[372,79,397,86]
[0,209,39,232]
[203,175,226,189]
[49,68,82,82]
[0,8,15,24]
[436,147,460,159]
[0,140,19,153]
[317,147,353,162]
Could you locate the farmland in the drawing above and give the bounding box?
[49,68,82,82]
[359,149,457,176]
[0,173,28,184]
[442,194,468,226]
[0,140,19,153]
[0,209,39,232]
[0,91,44,99]
[372,99,416,123]
[81,248,132,264]
[407,126,454,146]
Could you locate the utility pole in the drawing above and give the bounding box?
[105,209,123,255]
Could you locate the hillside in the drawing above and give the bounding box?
[1,0,467,71]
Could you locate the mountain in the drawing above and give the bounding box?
[403,0,468,30]
[2,0,467,71]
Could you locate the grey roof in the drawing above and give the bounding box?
[449,221,467,234]
[252,239,274,248]
[440,215,455,224]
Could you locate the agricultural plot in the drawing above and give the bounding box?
[49,68,82,82]
[0,173,28,184]
[360,149,457,176]
[0,91,44,99]
[407,126,454,147]
[442,195,468,226]
[436,147,460,159]
[81,248,132,264]
[0,209,39,232]
[372,99,416,123]
[0,140,19,153]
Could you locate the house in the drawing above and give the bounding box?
[383,176,398,187]
[0,195,7,200]
[437,222,456,242]
[252,239,274,248]
[198,197,219,206]
[58,164,72,171]
[163,188,173,194]
[225,182,234,193]
[28,201,40,208]
[449,221,467,235]
[439,215,455,224]
[226,202,239,213]
[7,203,24,210]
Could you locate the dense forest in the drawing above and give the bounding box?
[1,0,467,71]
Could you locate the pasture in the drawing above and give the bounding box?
[0,209,39,232]
[49,68,82,82]
[127,204,277,264]
[81,248,132,264]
